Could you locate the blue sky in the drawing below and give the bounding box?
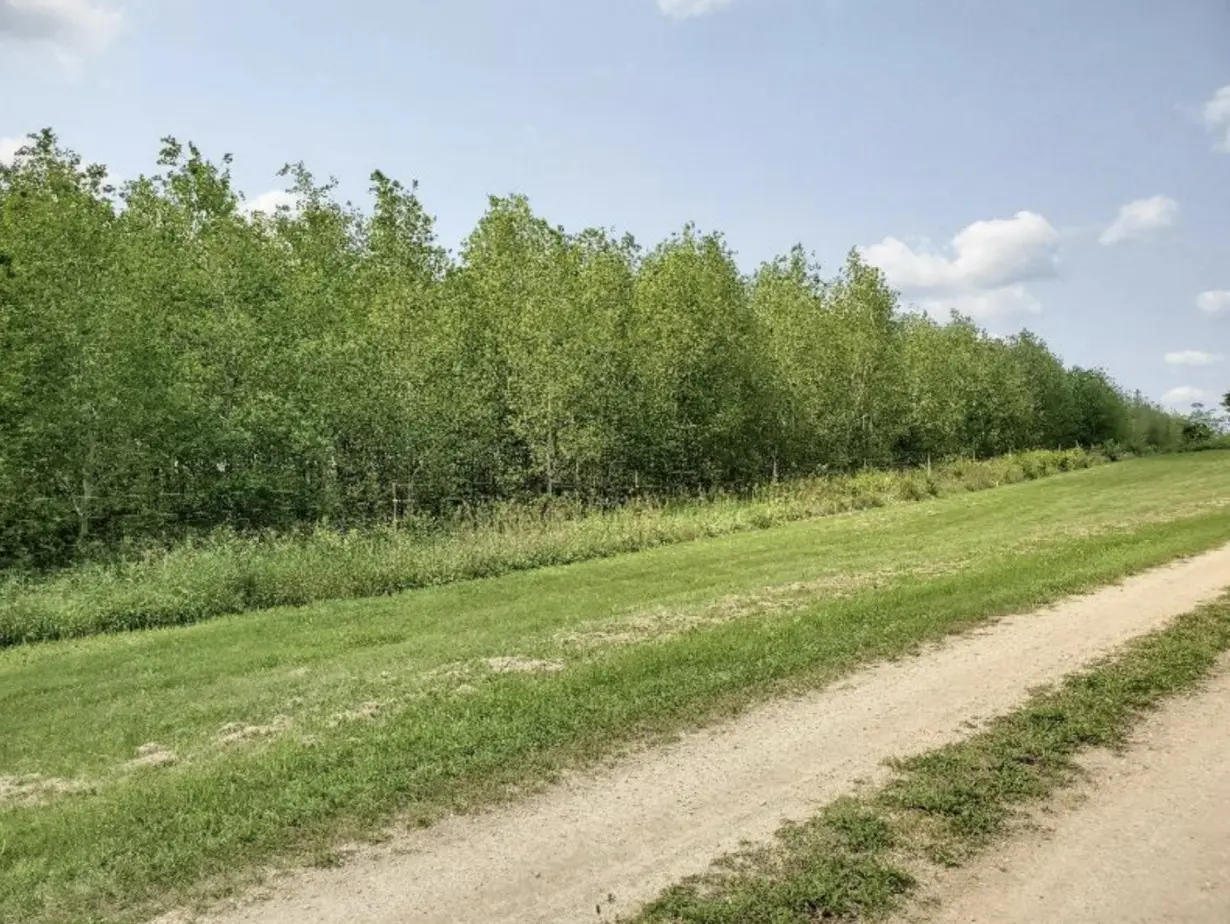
[2,0,1228,409]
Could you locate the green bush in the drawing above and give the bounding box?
[0,449,1105,647]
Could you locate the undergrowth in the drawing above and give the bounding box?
[0,448,1100,646]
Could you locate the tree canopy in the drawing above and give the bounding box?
[0,131,1188,567]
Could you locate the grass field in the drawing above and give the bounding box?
[1,451,1228,924]
[632,592,1230,923]
[0,449,1097,646]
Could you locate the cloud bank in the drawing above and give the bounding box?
[1196,290,1230,316]
[1162,386,1206,406]
[1202,85,1230,153]
[241,189,300,217]
[0,0,121,53]
[0,137,23,167]
[1164,350,1222,367]
[859,210,1060,320]
[1099,195,1178,245]
[656,0,735,19]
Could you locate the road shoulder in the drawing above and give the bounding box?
[910,657,1230,924]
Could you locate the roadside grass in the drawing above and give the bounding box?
[0,448,1101,646]
[0,453,1228,923]
[631,594,1230,924]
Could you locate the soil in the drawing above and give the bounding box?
[910,657,1230,924]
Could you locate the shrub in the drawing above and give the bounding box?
[0,449,1106,647]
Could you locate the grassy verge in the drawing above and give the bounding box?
[0,453,1228,923]
[0,449,1100,646]
[631,594,1230,924]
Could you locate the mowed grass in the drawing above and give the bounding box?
[633,592,1230,923]
[0,452,1228,924]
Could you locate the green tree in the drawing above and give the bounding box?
[1068,368,1130,448]
[0,128,1194,567]
[625,225,765,487]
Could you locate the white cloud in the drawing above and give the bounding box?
[1164,350,1222,367]
[1197,290,1230,316]
[1098,195,1178,245]
[656,0,735,19]
[917,284,1042,322]
[0,0,122,52]
[862,211,1060,291]
[0,136,22,166]
[859,211,1059,320]
[241,189,299,216]
[1202,85,1230,153]
[1162,386,1206,406]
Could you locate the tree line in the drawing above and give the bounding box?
[0,130,1190,568]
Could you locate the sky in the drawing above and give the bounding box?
[1,0,1228,410]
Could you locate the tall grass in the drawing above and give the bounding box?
[0,449,1101,646]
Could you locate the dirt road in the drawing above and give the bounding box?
[914,659,1230,924]
[195,546,1230,924]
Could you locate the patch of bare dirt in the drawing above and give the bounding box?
[326,701,386,726]
[0,773,91,806]
[215,716,292,746]
[177,544,1230,924]
[126,743,177,770]
[482,656,565,675]
[1019,498,1230,546]
[148,910,196,924]
[423,656,567,695]
[420,569,954,695]
[906,657,1230,924]
[557,564,961,651]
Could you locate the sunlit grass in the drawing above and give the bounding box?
[0,451,1227,924]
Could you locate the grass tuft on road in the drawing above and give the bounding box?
[631,593,1230,923]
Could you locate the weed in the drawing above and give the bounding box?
[0,449,1102,647]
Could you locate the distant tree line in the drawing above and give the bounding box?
[1181,395,1230,444]
[0,131,1192,568]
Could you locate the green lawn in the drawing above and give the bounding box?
[1,451,1229,924]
